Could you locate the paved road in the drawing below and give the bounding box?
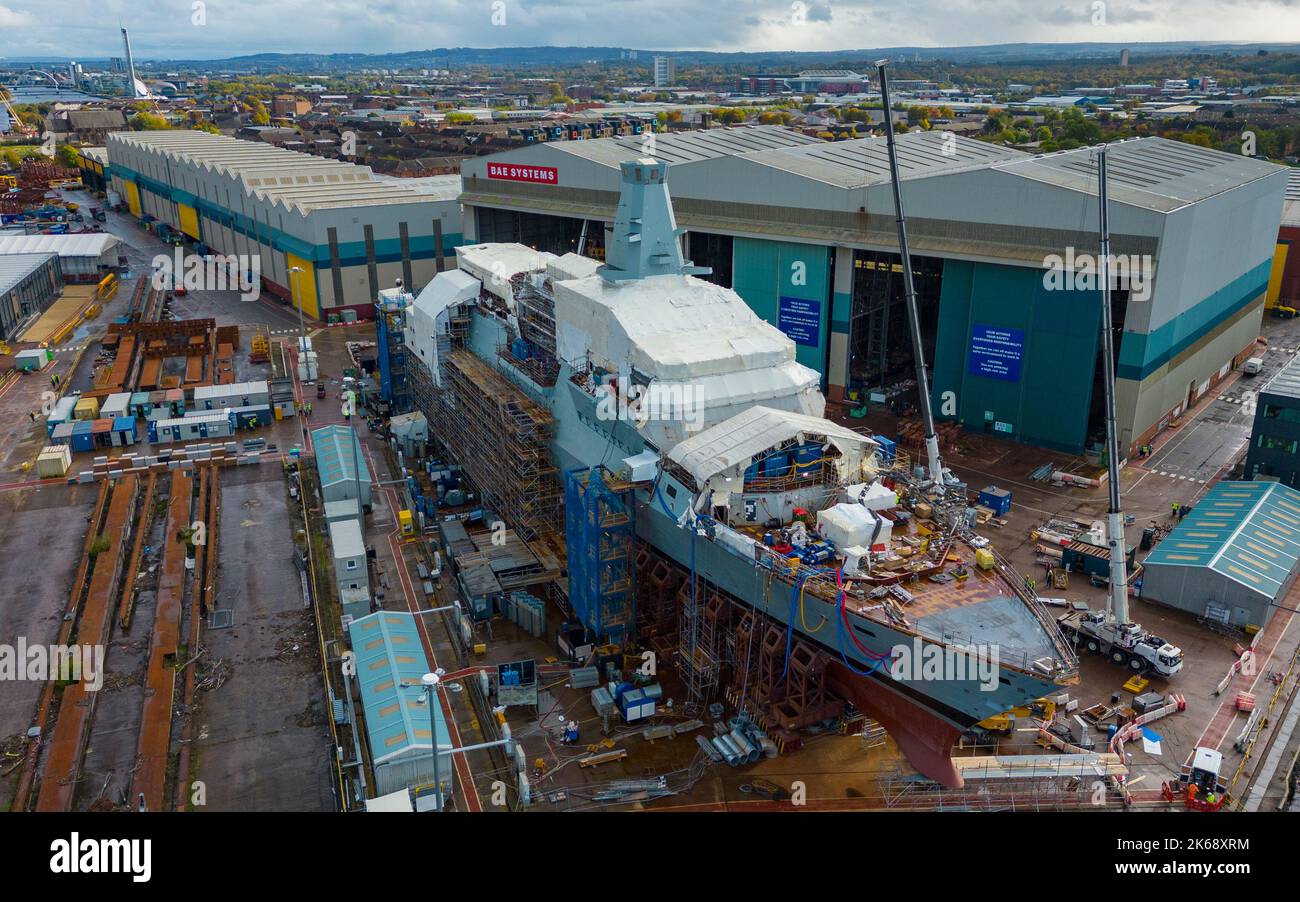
[1144,315,1300,484]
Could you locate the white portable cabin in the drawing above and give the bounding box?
[98,391,132,420]
[191,380,270,411]
[151,411,234,443]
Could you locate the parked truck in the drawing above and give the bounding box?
[1057,606,1184,676]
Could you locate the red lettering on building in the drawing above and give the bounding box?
[486,163,559,184]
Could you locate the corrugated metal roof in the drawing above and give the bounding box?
[542,124,819,168]
[311,424,371,490]
[1260,354,1300,401]
[1283,168,1300,227]
[995,136,1285,213]
[347,611,451,766]
[738,130,1027,188]
[1144,481,1300,600]
[0,233,122,258]
[108,130,437,214]
[0,252,58,293]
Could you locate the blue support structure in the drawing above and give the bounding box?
[565,466,637,644]
[374,294,411,412]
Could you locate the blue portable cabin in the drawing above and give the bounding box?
[111,416,138,446]
[70,419,95,452]
[129,392,152,417]
[46,395,79,437]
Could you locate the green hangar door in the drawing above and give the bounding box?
[931,260,1108,454]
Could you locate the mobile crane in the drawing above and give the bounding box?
[1056,145,1186,679]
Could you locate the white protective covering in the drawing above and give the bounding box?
[842,481,898,511]
[547,252,601,283]
[818,502,893,551]
[455,243,555,305]
[669,405,877,488]
[406,268,481,387]
[555,273,825,448]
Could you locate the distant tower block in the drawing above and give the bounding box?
[1120,48,1130,67]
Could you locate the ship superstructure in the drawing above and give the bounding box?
[403,157,1078,787]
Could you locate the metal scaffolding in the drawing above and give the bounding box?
[436,349,561,541]
[564,466,636,644]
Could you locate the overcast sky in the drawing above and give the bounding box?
[2,0,1299,60]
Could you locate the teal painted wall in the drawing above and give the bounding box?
[731,237,831,379]
[933,260,1102,453]
[1117,259,1272,380]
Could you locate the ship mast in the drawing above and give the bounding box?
[875,61,944,487]
[1096,146,1130,624]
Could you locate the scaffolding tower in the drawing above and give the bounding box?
[564,467,636,644]
[437,349,561,541]
[375,291,412,413]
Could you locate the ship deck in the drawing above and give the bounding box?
[735,514,1070,671]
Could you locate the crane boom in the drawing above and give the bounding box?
[1096,146,1130,623]
[876,61,944,486]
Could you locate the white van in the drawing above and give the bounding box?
[1243,357,1264,376]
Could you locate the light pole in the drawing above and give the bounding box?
[421,669,445,811]
[288,265,305,356]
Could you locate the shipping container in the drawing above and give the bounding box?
[70,419,95,452]
[73,397,99,421]
[98,391,132,420]
[36,444,71,477]
[111,416,138,446]
[46,395,79,435]
[50,421,75,445]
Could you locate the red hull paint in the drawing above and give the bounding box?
[827,662,966,788]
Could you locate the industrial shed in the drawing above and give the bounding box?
[462,128,1289,454]
[0,233,121,281]
[0,252,62,341]
[1142,480,1300,630]
[1273,169,1300,309]
[312,424,372,508]
[347,611,453,801]
[106,130,465,321]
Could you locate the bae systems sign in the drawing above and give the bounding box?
[487,163,559,184]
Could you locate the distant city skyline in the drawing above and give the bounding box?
[2,0,1300,61]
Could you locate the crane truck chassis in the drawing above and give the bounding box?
[1058,606,1184,677]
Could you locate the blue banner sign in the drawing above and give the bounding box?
[778,296,821,346]
[968,325,1024,382]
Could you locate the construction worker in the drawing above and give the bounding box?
[28,411,36,423]
[1171,501,1180,520]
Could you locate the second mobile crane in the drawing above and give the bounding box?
[1056,145,1185,678]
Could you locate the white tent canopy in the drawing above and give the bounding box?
[668,405,877,487]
